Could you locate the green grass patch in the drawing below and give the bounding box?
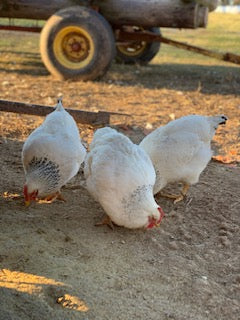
[0,18,45,27]
[153,12,240,66]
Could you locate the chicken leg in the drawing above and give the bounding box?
[157,182,190,204]
[95,215,115,230]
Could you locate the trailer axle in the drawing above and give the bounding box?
[116,30,240,65]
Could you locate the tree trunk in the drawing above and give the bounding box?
[197,6,208,28]
[183,0,218,11]
[95,0,201,28]
[0,0,89,20]
[0,0,211,28]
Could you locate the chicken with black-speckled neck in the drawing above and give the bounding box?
[22,98,86,206]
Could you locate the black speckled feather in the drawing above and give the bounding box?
[28,156,61,191]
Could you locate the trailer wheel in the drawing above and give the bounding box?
[40,6,116,81]
[116,27,161,65]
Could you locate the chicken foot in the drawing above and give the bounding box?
[38,191,66,204]
[157,183,190,204]
[95,215,115,230]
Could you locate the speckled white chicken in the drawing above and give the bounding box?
[140,114,228,202]
[22,98,86,205]
[84,127,165,229]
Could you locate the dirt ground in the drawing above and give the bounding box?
[0,31,240,320]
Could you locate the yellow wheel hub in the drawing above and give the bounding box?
[117,26,148,57]
[53,26,94,69]
[117,41,147,57]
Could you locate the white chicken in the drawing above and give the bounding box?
[22,98,86,205]
[139,114,228,202]
[84,127,165,229]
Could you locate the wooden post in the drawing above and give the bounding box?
[0,99,129,125]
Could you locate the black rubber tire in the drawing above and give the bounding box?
[116,27,161,65]
[40,6,116,81]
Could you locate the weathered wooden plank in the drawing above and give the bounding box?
[0,99,128,125]
[117,30,240,65]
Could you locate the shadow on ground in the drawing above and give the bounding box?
[0,49,239,94]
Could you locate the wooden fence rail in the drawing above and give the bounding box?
[0,99,129,125]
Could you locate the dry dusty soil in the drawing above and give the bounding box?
[0,31,240,320]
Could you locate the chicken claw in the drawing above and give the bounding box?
[157,183,190,204]
[95,215,115,230]
[56,192,66,202]
[38,192,66,204]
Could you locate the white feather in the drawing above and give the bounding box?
[22,99,86,197]
[84,127,162,229]
[140,114,227,194]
